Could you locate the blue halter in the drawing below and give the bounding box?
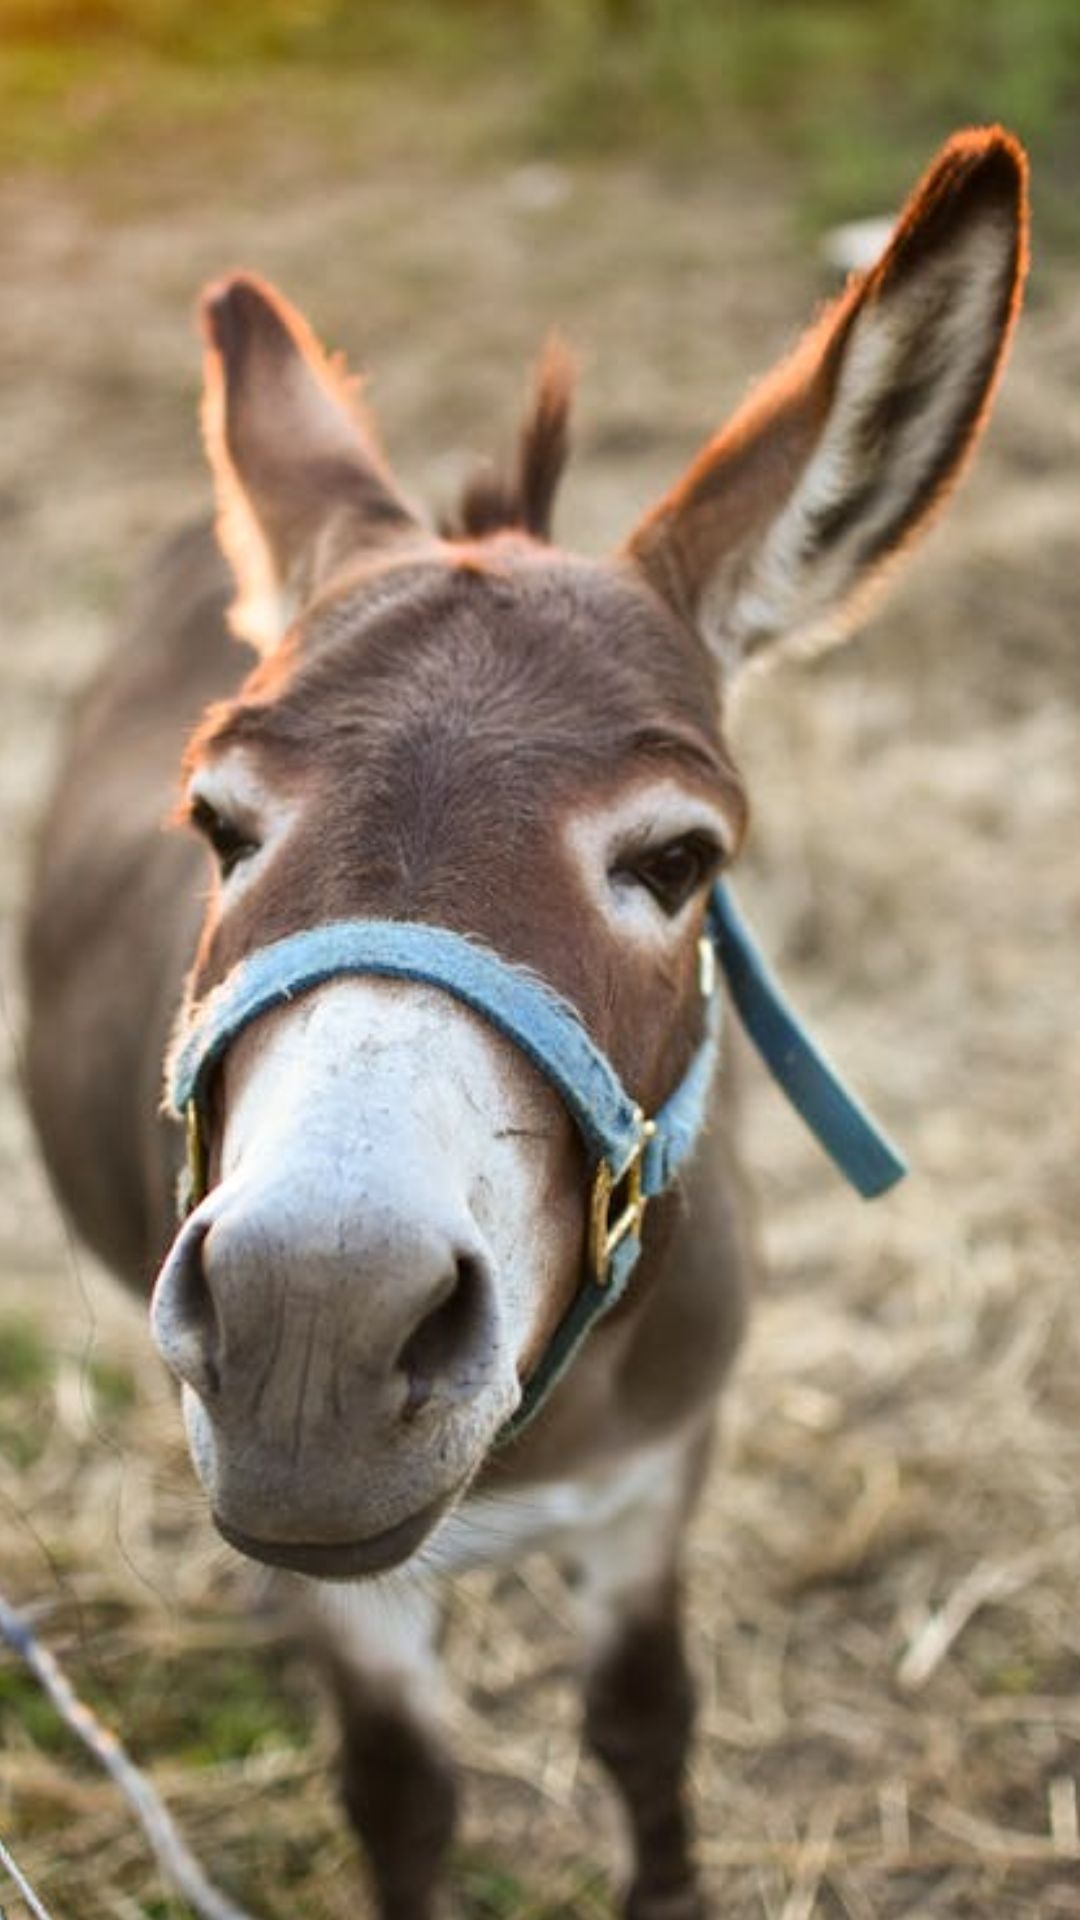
[168,881,905,1439]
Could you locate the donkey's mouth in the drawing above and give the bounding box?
[214,1490,455,1580]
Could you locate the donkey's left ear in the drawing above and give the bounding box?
[624,128,1028,672]
[201,274,424,653]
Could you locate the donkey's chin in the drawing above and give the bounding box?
[180,1385,510,1581]
[213,1487,463,1580]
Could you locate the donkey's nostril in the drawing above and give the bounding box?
[395,1254,493,1415]
[150,1215,222,1400]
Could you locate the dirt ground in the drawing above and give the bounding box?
[2,102,1080,1919]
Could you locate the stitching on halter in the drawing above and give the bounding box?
[166,883,906,1441]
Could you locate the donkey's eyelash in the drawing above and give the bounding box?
[609,828,726,916]
[611,825,727,870]
[188,794,260,877]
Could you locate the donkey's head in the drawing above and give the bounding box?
[151,130,1026,1578]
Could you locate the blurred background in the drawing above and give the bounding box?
[1,0,1079,218]
[1,4,1079,1916]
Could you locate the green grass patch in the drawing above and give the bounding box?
[0,1314,54,1467]
[2,1630,311,1776]
[0,1314,52,1393]
[0,1659,75,1755]
[87,1353,137,1416]
[527,0,1080,230]
[116,1645,312,1767]
[459,1854,535,1918]
[458,1849,610,1917]
[0,0,1077,236]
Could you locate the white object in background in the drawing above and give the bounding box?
[822,215,896,277]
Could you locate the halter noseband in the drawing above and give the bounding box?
[167,881,905,1441]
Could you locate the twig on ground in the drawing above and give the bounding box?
[778,1793,843,1920]
[896,1549,1046,1692]
[1048,1775,1080,1858]
[0,1588,260,1920]
[0,1831,57,1920]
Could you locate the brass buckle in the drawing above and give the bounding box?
[587,1111,657,1286]
[185,1099,208,1210]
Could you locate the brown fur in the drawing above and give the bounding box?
[23,128,1028,1918]
[585,1596,703,1920]
[444,337,575,540]
[331,1664,459,1920]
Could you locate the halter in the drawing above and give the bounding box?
[167,882,905,1441]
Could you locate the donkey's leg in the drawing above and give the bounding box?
[298,1578,457,1920]
[573,1430,712,1920]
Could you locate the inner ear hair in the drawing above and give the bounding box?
[624,127,1029,672]
[200,273,423,653]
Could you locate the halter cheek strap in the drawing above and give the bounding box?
[167,881,905,1440]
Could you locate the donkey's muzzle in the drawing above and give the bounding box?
[214,1486,458,1579]
[149,1167,513,1559]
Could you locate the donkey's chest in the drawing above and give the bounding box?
[423,1430,693,1579]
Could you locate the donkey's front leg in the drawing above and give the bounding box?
[575,1431,712,1920]
[297,1579,457,1920]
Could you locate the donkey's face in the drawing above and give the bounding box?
[151,129,1026,1578]
[163,543,743,1576]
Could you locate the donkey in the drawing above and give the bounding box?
[24,129,1026,1918]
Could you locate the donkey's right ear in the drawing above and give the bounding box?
[200,275,423,652]
[623,128,1028,676]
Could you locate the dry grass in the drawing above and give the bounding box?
[2,92,1079,1919]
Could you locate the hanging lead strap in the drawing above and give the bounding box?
[709,882,906,1199]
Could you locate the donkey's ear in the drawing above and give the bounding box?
[624,128,1028,672]
[201,274,423,652]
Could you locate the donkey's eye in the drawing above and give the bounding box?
[614,831,724,917]
[189,796,259,878]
